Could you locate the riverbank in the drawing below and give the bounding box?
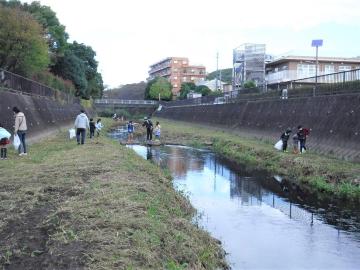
[153,118,360,204]
[0,120,227,269]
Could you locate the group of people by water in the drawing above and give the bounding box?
[126,117,161,143]
[278,125,310,154]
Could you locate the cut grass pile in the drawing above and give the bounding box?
[155,118,360,202]
[0,119,227,269]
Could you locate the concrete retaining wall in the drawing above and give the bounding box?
[0,91,84,139]
[156,94,360,161]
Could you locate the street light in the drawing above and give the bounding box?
[311,39,323,96]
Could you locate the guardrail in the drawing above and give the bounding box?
[0,68,77,103]
[161,69,360,107]
[94,99,158,105]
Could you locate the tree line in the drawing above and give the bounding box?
[0,0,103,99]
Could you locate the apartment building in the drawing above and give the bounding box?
[266,56,360,85]
[148,57,206,97]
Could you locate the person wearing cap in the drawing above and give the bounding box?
[142,117,153,141]
[280,128,292,152]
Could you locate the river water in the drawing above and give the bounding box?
[125,142,360,269]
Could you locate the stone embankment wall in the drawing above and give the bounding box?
[156,94,360,161]
[0,90,84,139]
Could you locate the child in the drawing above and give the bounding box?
[127,120,134,143]
[95,119,104,137]
[280,128,292,152]
[292,133,299,154]
[89,118,95,139]
[0,123,11,160]
[154,121,161,140]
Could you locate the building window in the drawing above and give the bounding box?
[174,84,178,87]
[182,77,187,82]
[339,65,351,72]
[183,61,187,65]
[173,68,178,72]
[174,60,178,63]
[297,64,317,78]
[324,65,335,74]
[174,76,177,80]
[191,77,195,81]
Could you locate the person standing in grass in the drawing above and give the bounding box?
[95,118,104,137]
[127,120,134,143]
[154,121,161,140]
[292,133,300,154]
[74,110,89,145]
[297,125,306,153]
[142,117,153,141]
[89,118,96,139]
[13,106,27,156]
[0,123,11,160]
[280,128,292,152]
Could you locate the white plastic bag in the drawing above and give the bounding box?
[69,128,76,139]
[274,140,283,151]
[13,134,20,150]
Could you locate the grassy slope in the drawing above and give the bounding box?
[156,118,360,202]
[0,119,227,269]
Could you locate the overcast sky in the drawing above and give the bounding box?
[24,0,360,88]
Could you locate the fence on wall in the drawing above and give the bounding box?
[0,68,78,104]
[162,69,360,107]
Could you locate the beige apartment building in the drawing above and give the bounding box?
[266,56,360,85]
[148,57,206,97]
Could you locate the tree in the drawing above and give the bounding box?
[195,85,211,96]
[0,6,50,76]
[52,42,103,98]
[179,82,196,99]
[23,1,69,61]
[244,80,256,88]
[146,77,172,100]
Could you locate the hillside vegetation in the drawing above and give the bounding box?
[106,82,147,100]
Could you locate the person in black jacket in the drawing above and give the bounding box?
[89,118,96,139]
[280,128,292,152]
[297,125,306,153]
[142,117,153,141]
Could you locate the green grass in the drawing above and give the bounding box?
[0,118,227,269]
[155,118,360,202]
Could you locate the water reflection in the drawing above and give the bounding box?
[128,145,360,269]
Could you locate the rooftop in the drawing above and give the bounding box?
[268,56,360,65]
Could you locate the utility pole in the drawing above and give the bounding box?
[216,52,219,91]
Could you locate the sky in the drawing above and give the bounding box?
[23,0,360,88]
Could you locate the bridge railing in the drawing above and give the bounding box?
[94,99,158,105]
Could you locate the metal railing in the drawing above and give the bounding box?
[94,99,158,105]
[0,68,77,103]
[161,69,360,108]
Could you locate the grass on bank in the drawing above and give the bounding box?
[0,118,227,269]
[155,118,360,202]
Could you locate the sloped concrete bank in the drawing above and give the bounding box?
[0,90,84,140]
[157,94,360,161]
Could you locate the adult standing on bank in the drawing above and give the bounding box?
[13,106,28,156]
[142,117,153,141]
[74,110,89,145]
